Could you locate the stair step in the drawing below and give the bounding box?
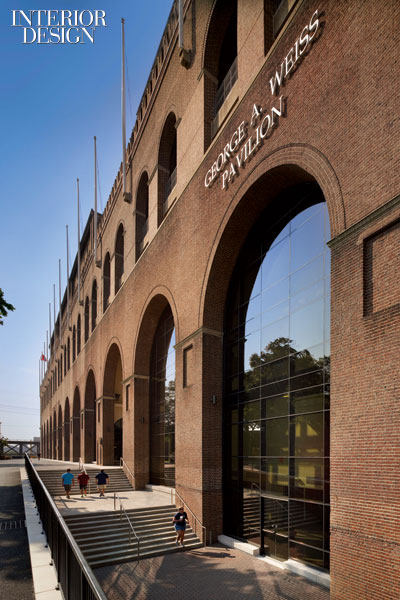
[89,540,203,568]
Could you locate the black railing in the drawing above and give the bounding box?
[24,454,106,600]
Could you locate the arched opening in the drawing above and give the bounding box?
[149,305,176,486]
[204,1,238,147]
[64,398,70,460]
[84,370,97,463]
[102,344,123,465]
[72,387,81,462]
[91,280,97,331]
[84,296,89,342]
[221,181,330,571]
[49,415,53,458]
[103,253,111,311]
[77,314,81,354]
[157,112,177,225]
[67,337,70,370]
[58,406,63,459]
[53,409,57,458]
[115,224,124,294]
[72,325,76,362]
[135,172,149,260]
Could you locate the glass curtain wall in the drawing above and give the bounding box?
[150,306,176,487]
[224,188,330,571]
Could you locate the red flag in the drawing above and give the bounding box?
[40,353,47,361]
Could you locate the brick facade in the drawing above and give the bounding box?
[40,1,400,596]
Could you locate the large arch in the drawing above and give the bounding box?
[135,171,149,260]
[57,405,63,460]
[64,398,70,461]
[84,369,97,463]
[132,292,178,488]
[203,0,238,149]
[157,112,177,225]
[72,387,81,462]
[102,342,124,465]
[200,162,332,570]
[52,409,57,459]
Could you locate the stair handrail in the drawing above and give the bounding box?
[119,457,135,488]
[174,489,206,546]
[113,492,140,562]
[24,454,107,599]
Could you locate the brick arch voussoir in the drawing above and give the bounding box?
[199,143,344,332]
[102,337,125,398]
[132,286,180,377]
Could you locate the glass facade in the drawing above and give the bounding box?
[224,189,330,571]
[150,305,176,486]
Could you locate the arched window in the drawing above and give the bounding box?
[77,314,81,354]
[150,305,176,486]
[136,172,149,260]
[103,253,111,311]
[91,279,97,331]
[64,346,67,376]
[157,113,177,225]
[84,296,89,342]
[67,337,70,370]
[224,193,330,571]
[115,225,124,294]
[204,1,237,147]
[72,325,76,362]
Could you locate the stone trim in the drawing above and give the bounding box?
[328,194,400,248]
[174,326,223,350]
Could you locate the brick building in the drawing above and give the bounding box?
[40,1,400,597]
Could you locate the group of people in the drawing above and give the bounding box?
[61,468,190,547]
[61,468,109,499]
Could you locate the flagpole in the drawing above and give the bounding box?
[48,303,51,357]
[66,225,70,328]
[77,178,83,306]
[121,18,131,203]
[53,283,56,346]
[94,136,98,264]
[59,259,62,343]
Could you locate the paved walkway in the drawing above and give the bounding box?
[0,459,34,600]
[94,544,329,600]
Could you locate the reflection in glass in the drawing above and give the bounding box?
[224,196,330,571]
[150,306,175,487]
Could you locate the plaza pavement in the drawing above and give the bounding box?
[2,457,330,600]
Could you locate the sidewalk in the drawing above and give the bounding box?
[94,543,330,600]
[0,459,34,600]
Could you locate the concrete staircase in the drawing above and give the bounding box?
[63,504,203,568]
[37,467,133,497]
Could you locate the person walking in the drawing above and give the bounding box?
[173,506,189,547]
[61,468,74,499]
[77,470,90,497]
[95,469,109,497]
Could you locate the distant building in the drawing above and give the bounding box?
[40,1,400,597]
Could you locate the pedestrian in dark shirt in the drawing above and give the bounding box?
[95,469,109,497]
[173,506,189,547]
[77,470,90,497]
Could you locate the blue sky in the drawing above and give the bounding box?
[0,1,172,440]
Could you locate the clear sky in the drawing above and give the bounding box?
[0,1,172,441]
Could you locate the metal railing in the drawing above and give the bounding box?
[24,453,106,600]
[174,489,206,545]
[113,492,140,562]
[119,457,135,489]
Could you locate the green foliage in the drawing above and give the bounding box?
[0,288,15,326]
[0,436,9,457]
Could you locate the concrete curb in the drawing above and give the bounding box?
[218,534,330,589]
[20,468,63,600]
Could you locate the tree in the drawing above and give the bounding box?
[0,436,9,459]
[0,289,15,325]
